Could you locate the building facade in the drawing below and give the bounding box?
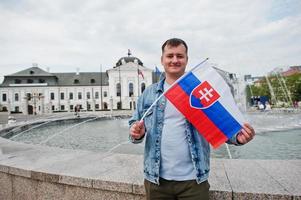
[0,55,154,115]
[0,55,238,115]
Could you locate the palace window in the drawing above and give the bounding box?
[2,93,7,102]
[95,92,99,99]
[50,92,55,100]
[14,79,21,84]
[15,93,19,101]
[129,83,134,97]
[116,83,121,97]
[78,92,82,100]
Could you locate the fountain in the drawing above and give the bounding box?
[0,110,300,159]
[265,75,278,105]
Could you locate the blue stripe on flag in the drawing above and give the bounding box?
[178,72,241,138]
[178,72,201,93]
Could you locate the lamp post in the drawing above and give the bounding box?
[23,96,28,115]
[7,98,11,114]
[32,93,38,115]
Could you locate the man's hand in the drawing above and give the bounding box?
[237,123,255,144]
[130,120,145,140]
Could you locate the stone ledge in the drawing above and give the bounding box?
[0,137,300,199]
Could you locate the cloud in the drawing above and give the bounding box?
[0,0,300,79]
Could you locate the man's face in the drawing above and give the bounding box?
[161,44,188,78]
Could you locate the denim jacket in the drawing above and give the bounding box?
[129,78,240,185]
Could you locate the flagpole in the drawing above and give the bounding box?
[118,64,122,109]
[225,143,232,159]
[140,58,209,121]
[100,64,103,110]
[137,65,140,97]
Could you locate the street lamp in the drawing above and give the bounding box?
[32,93,38,115]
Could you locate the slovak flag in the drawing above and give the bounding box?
[164,62,244,148]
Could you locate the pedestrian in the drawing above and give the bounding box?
[129,38,255,200]
[74,104,80,117]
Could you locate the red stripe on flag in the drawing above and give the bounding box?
[165,84,228,148]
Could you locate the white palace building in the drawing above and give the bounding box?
[0,53,238,115]
[0,54,156,115]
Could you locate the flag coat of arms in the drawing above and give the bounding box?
[164,63,244,148]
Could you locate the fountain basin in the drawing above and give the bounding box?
[1,112,300,160]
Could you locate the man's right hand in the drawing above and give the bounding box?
[130,120,145,140]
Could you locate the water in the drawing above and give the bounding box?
[9,118,131,153]
[5,112,301,160]
[212,129,301,159]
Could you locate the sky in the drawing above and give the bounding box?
[0,0,300,82]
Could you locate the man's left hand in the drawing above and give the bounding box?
[237,123,255,144]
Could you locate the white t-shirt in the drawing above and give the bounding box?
[159,81,197,181]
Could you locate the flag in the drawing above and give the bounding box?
[164,63,244,148]
[155,66,161,76]
[138,69,144,79]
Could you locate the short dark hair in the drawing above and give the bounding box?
[161,38,188,54]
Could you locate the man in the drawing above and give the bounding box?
[129,38,255,200]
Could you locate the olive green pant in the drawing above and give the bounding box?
[144,178,210,200]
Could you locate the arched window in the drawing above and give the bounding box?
[2,93,7,101]
[86,92,91,99]
[141,83,146,94]
[129,83,134,97]
[116,83,121,97]
[78,92,82,100]
[50,92,55,100]
[15,93,19,101]
[74,79,79,84]
[95,92,99,99]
